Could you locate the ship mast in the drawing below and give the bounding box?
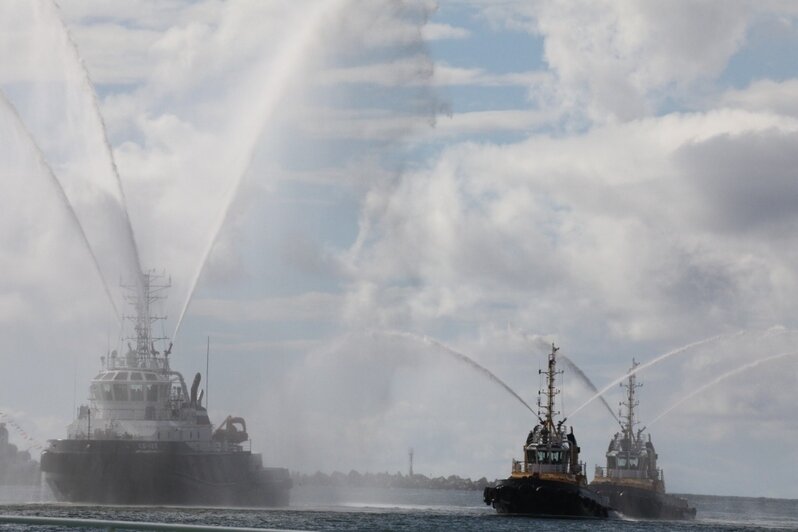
[619,359,642,443]
[538,343,563,432]
[120,271,171,368]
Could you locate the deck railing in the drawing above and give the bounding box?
[594,465,662,481]
[512,459,584,475]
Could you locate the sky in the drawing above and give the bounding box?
[2,0,798,498]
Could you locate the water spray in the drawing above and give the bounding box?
[508,325,621,425]
[172,0,347,344]
[48,0,145,297]
[374,330,536,416]
[646,350,798,427]
[0,91,120,323]
[566,330,743,420]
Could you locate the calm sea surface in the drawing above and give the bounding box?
[1,485,798,531]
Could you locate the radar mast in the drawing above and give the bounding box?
[619,359,642,443]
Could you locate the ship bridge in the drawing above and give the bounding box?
[593,360,664,491]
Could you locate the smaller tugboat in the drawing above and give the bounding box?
[590,360,696,519]
[483,344,611,517]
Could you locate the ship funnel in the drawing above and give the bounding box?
[190,372,201,406]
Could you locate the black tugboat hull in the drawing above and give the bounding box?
[40,439,291,507]
[591,483,695,519]
[484,477,611,518]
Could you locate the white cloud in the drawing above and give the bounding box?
[721,79,798,117]
[421,22,470,41]
[191,292,342,323]
[470,0,752,122]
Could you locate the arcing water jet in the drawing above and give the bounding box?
[172,0,347,343]
[567,331,743,420]
[21,1,143,300]
[646,350,798,427]
[509,325,620,425]
[558,354,621,426]
[0,91,120,322]
[375,330,536,416]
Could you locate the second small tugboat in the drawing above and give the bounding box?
[484,344,611,517]
[590,360,696,519]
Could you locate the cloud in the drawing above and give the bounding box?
[472,0,752,122]
[340,109,798,342]
[721,79,798,117]
[320,57,547,88]
[421,22,470,41]
[191,292,342,323]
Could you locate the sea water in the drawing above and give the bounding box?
[2,485,798,531]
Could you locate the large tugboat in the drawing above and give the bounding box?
[590,360,695,519]
[40,272,291,506]
[483,344,611,517]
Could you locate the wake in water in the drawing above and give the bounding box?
[567,330,744,420]
[0,91,120,322]
[373,330,536,416]
[646,350,798,427]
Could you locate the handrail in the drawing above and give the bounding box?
[594,465,662,480]
[0,515,310,532]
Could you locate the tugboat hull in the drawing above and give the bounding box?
[591,484,695,519]
[41,439,291,507]
[484,477,611,518]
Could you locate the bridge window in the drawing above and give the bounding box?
[114,372,128,381]
[144,373,157,381]
[102,383,113,401]
[130,384,144,401]
[629,457,639,468]
[131,373,143,380]
[617,457,627,468]
[113,383,129,401]
[145,384,158,402]
[101,373,115,381]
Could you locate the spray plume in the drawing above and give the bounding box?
[558,354,621,426]
[48,0,145,294]
[646,350,798,427]
[374,330,536,416]
[0,91,120,322]
[172,0,347,343]
[508,325,620,425]
[567,330,743,420]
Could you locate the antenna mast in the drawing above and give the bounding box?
[620,359,642,442]
[538,343,563,431]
